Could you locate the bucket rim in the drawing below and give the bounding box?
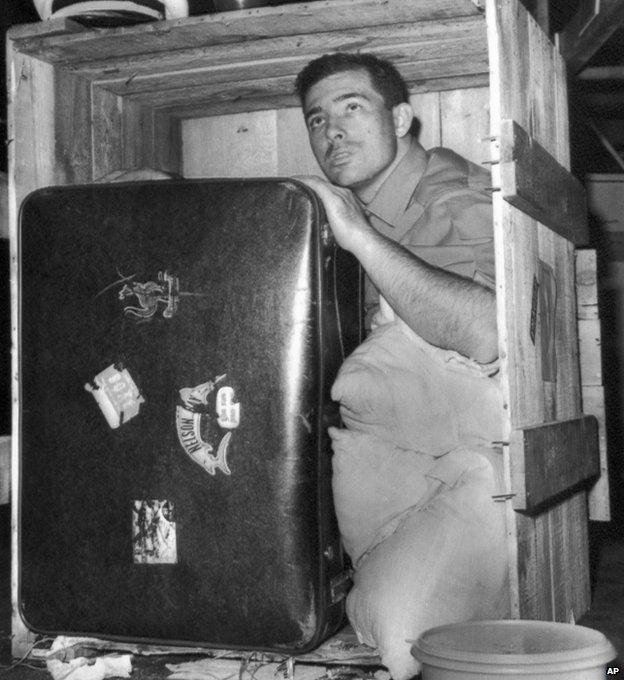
[411,620,617,668]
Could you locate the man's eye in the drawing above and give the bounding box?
[346,102,362,112]
[308,116,324,130]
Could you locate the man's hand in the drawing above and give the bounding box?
[295,175,374,254]
[296,174,498,362]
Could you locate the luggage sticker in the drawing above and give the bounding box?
[85,364,145,428]
[175,375,241,476]
[132,500,177,564]
[99,268,208,322]
[119,270,179,321]
[216,386,241,429]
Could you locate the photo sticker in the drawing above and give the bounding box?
[132,500,177,564]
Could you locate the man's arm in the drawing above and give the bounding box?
[298,176,498,363]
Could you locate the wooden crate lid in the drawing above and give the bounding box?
[8,0,489,115]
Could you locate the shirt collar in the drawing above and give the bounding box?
[363,137,429,227]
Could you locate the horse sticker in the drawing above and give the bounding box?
[119,270,179,321]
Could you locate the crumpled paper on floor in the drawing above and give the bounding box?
[166,658,326,680]
[165,658,390,680]
[45,636,133,680]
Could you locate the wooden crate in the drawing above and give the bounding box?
[7,0,607,661]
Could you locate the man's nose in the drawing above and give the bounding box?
[325,116,345,141]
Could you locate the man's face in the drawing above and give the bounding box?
[303,69,399,194]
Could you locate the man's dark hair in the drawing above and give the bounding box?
[295,52,410,110]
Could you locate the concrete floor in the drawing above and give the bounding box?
[1,504,623,679]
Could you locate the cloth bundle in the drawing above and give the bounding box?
[329,307,510,679]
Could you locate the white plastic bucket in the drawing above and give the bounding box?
[411,620,617,679]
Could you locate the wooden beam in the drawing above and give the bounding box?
[576,248,610,522]
[583,118,624,172]
[577,66,624,80]
[510,415,600,513]
[0,173,7,240]
[499,119,589,245]
[68,15,487,84]
[0,436,9,505]
[7,1,490,117]
[9,0,485,65]
[558,0,624,75]
[153,73,491,119]
[114,54,488,110]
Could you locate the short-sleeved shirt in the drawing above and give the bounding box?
[361,138,495,316]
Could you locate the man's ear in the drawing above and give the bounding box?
[392,102,414,139]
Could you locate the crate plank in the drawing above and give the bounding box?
[9,54,58,201]
[489,0,568,161]
[275,108,321,177]
[497,209,545,424]
[54,71,93,183]
[515,511,554,619]
[91,87,124,180]
[555,237,582,411]
[440,87,490,166]
[0,436,9,505]
[157,74,491,120]
[8,3,489,111]
[510,416,600,512]
[183,111,279,178]
[486,0,592,623]
[578,318,603,387]
[575,249,610,521]
[499,120,588,245]
[7,44,51,666]
[583,385,611,521]
[550,490,591,622]
[576,249,599,320]
[112,53,489,110]
[559,0,624,75]
[409,92,441,149]
[552,23,571,169]
[72,16,488,85]
[10,0,485,64]
[151,112,183,175]
[91,91,182,180]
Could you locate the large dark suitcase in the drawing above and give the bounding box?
[18,178,362,653]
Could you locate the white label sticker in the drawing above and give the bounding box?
[216,386,241,429]
[85,364,145,428]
